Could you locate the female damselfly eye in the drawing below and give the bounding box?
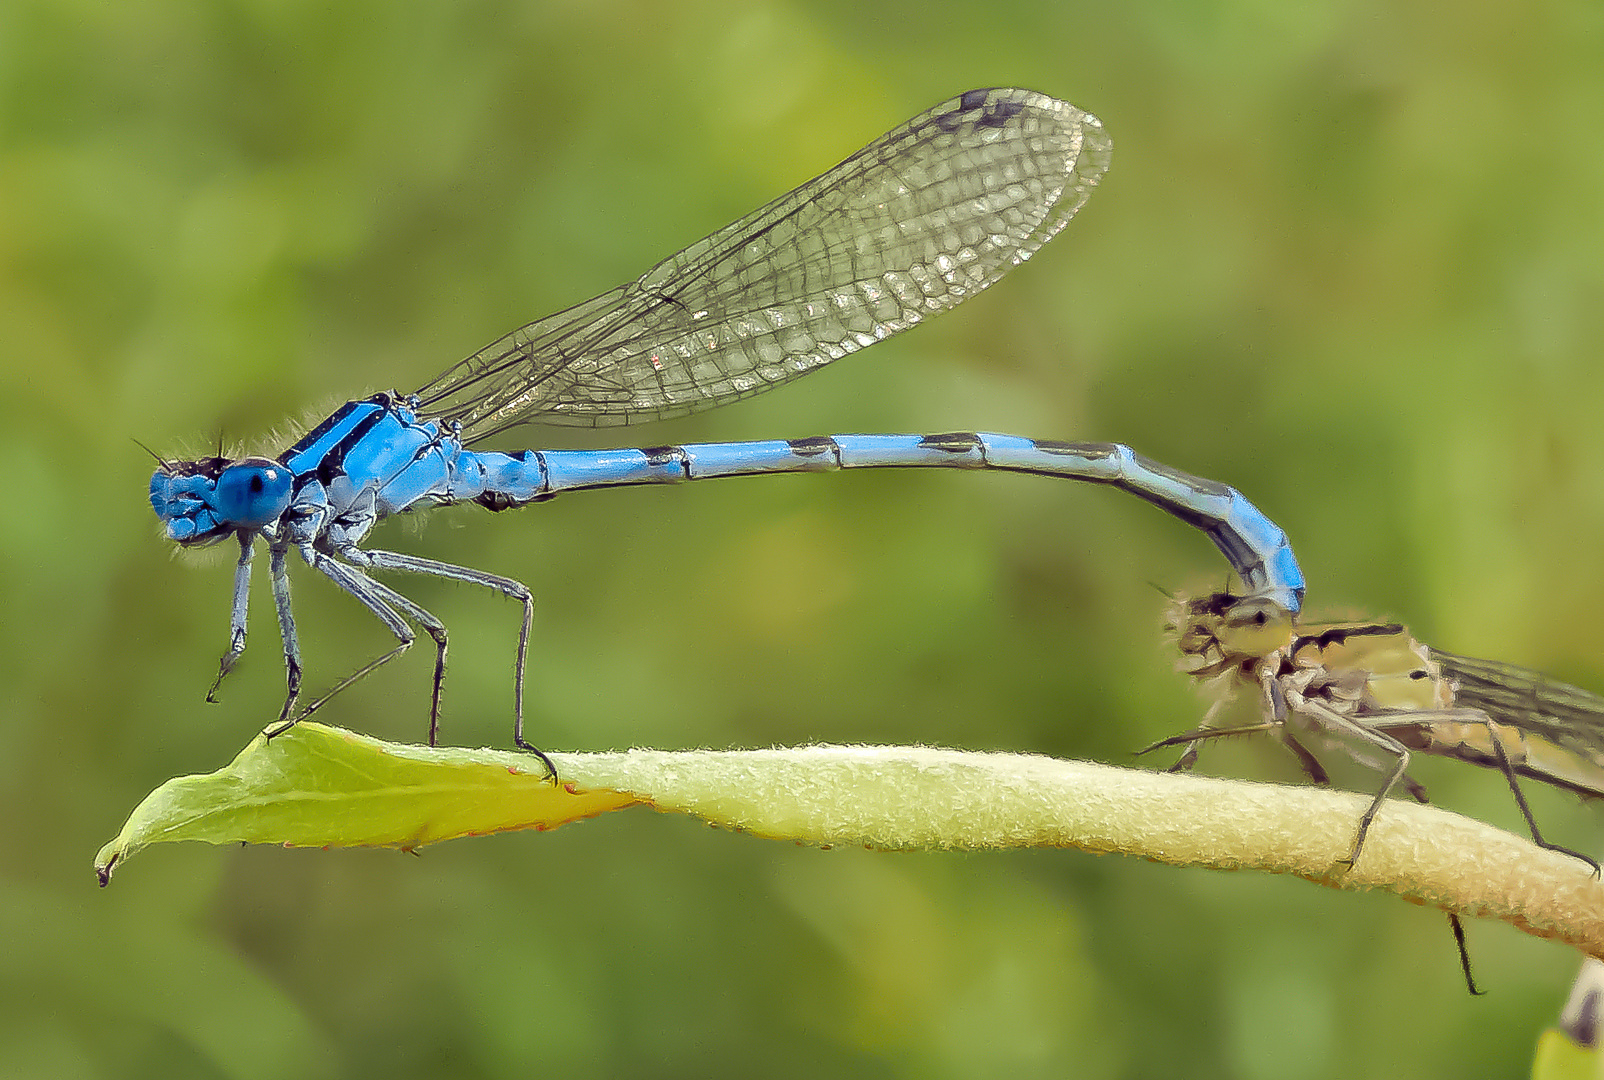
[213,459,293,529]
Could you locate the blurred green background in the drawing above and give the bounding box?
[4,0,1603,1076]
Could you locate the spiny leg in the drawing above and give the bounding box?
[271,639,413,737]
[334,553,453,743]
[1277,730,1333,788]
[266,552,416,739]
[1447,914,1484,996]
[1283,691,1414,868]
[1166,658,1287,774]
[208,531,255,703]
[1166,745,1200,773]
[1161,695,1237,774]
[1364,709,1595,873]
[1484,725,1600,876]
[1146,703,1484,991]
[355,548,550,778]
[1141,720,1333,787]
[268,541,303,720]
[1140,720,1281,759]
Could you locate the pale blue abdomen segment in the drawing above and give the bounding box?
[441,429,1304,611]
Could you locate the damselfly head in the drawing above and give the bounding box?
[1169,592,1297,669]
[149,455,293,546]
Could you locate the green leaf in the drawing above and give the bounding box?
[95,723,636,883]
[96,723,1604,971]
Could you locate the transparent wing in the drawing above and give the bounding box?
[1432,649,1604,770]
[412,88,1110,439]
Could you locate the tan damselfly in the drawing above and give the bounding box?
[1148,591,1603,874]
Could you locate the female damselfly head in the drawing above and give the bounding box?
[1168,592,1299,672]
[1168,592,1451,707]
[149,456,294,545]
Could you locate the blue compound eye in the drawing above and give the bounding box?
[213,459,293,529]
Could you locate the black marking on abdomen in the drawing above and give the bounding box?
[640,444,693,479]
[788,436,840,457]
[1035,439,1117,457]
[961,89,989,111]
[473,450,544,511]
[917,432,983,454]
